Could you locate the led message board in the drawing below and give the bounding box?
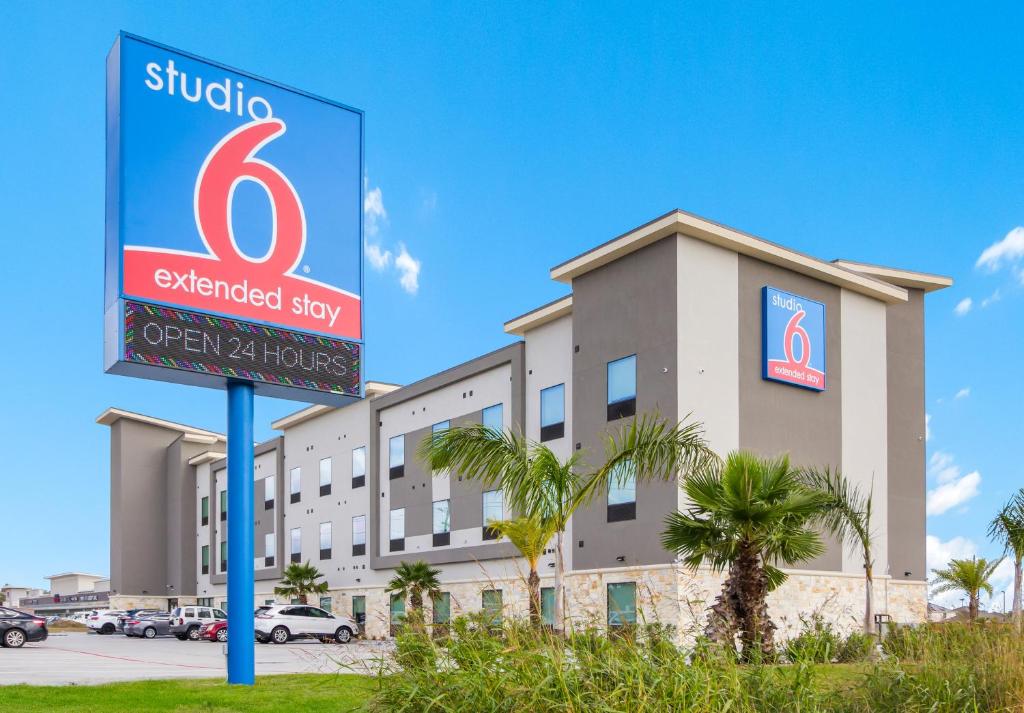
[104,33,362,402]
[761,286,826,391]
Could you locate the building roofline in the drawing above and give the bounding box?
[269,381,401,431]
[831,259,953,292]
[45,572,106,580]
[504,294,573,336]
[549,209,910,304]
[95,407,224,440]
[188,450,227,466]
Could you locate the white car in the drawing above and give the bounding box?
[254,604,358,644]
[86,610,128,634]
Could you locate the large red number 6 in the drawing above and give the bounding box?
[194,119,306,276]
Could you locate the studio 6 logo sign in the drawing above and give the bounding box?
[122,119,360,338]
[762,286,826,391]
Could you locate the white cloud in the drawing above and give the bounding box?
[395,244,421,294]
[953,297,973,316]
[981,290,1002,308]
[954,387,971,400]
[365,242,392,270]
[925,413,932,442]
[976,227,1024,272]
[364,184,387,237]
[928,450,959,484]
[927,470,981,515]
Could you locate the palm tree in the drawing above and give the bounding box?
[420,413,716,633]
[662,451,828,660]
[803,468,876,635]
[386,561,442,627]
[274,561,329,605]
[490,516,558,628]
[932,557,1003,622]
[988,490,1024,629]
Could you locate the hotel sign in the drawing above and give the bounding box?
[104,33,363,403]
[761,286,826,391]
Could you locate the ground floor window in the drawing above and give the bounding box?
[264,599,275,605]
[320,596,332,612]
[482,589,502,627]
[607,582,637,628]
[352,595,366,626]
[390,594,406,636]
[219,600,228,612]
[540,587,555,628]
[197,597,213,607]
[432,592,451,628]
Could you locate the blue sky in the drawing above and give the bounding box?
[2,3,1022,605]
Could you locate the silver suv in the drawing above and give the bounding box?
[169,605,226,641]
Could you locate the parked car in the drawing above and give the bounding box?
[117,609,163,631]
[200,620,227,642]
[169,605,226,641]
[254,604,358,644]
[123,614,172,639]
[0,607,48,648]
[86,610,128,635]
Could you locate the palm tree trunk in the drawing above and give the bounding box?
[969,593,979,622]
[554,529,565,634]
[1013,556,1022,631]
[735,542,775,661]
[527,568,541,629]
[863,562,875,636]
[301,592,309,605]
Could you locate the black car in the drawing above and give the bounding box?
[0,607,48,648]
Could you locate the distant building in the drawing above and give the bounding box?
[1,585,47,608]
[19,573,110,616]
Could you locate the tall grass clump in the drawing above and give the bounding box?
[851,621,1024,712]
[372,614,834,712]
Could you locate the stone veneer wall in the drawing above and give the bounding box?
[321,564,927,641]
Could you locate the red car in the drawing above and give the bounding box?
[200,620,227,642]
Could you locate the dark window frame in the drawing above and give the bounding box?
[433,532,450,547]
[290,492,300,504]
[319,548,332,560]
[352,543,366,556]
[389,465,404,480]
[320,483,332,497]
[265,498,274,510]
[390,538,405,552]
[482,525,500,541]
[290,552,301,564]
[607,398,636,422]
[264,556,275,567]
[352,474,365,489]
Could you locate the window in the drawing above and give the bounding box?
[541,587,555,628]
[352,515,366,556]
[482,403,503,432]
[319,457,332,496]
[201,496,209,526]
[352,595,366,626]
[540,384,565,441]
[218,603,227,614]
[482,490,503,540]
[290,527,301,563]
[607,459,636,522]
[319,596,332,613]
[607,582,637,628]
[264,474,276,510]
[352,447,366,489]
[197,597,213,607]
[219,489,227,521]
[390,508,405,551]
[432,592,451,626]
[482,589,502,627]
[289,467,301,504]
[389,435,405,479]
[319,521,332,560]
[201,545,210,575]
[607,355,637,420]
[432,500,451,547]
[265,599,275,606]
[432,420,450,433]
[198,608,211,619]
[390,593,406,636]
[264,532,275,567]
[220,541,227,572]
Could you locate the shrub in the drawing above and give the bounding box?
[836,631,875,663]
[784,614,842,664]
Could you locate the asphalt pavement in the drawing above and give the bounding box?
[0,631,390,686]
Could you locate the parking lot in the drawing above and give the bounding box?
[0,631,390,686]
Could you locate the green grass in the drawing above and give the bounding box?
[0,673,375,712]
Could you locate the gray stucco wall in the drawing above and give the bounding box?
[737,255,843,571]
[571,236,680,570]
[886,289,927,580]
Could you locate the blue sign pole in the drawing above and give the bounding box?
[226,380,255,685]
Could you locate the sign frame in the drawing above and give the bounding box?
[103,31,364,406]
[760,285,827,392]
